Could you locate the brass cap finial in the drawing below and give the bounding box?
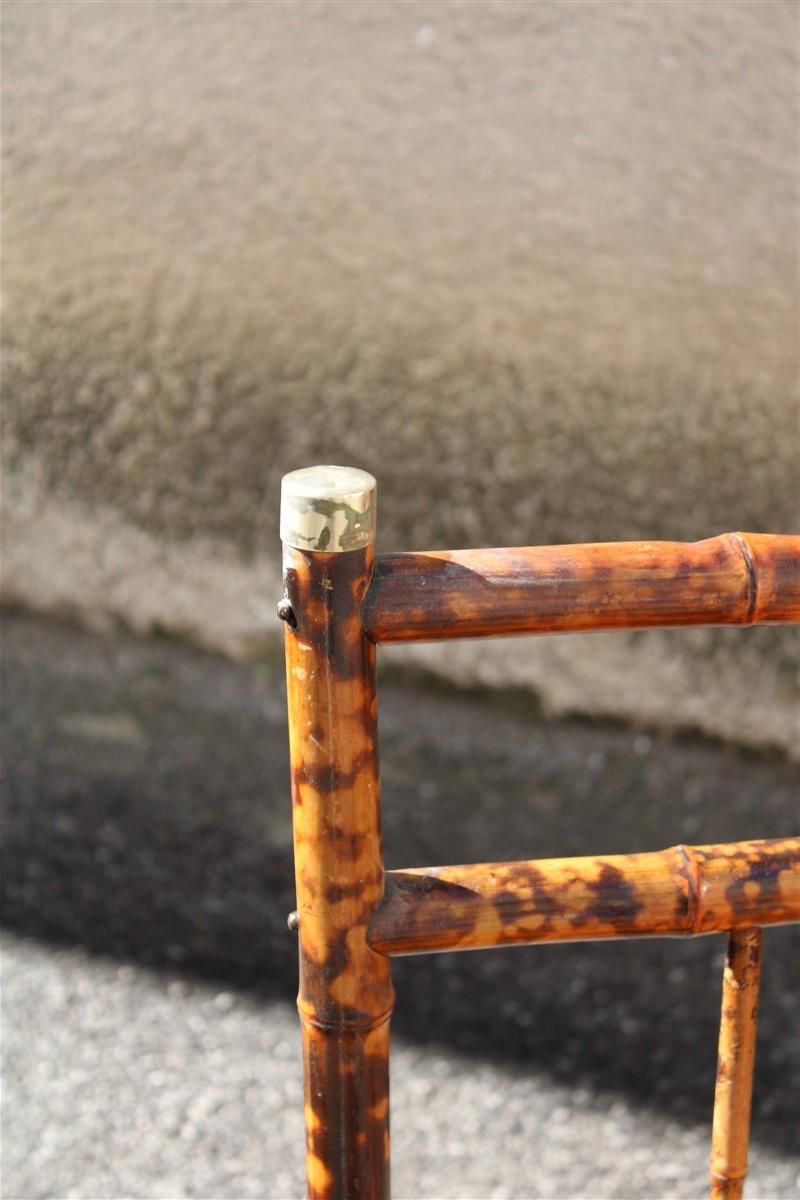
[280,465,377,552]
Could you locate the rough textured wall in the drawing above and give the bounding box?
[2,1,798,753]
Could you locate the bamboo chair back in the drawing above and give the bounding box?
[279,465,800,1200]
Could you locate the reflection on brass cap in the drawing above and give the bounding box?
[280,465,377,552]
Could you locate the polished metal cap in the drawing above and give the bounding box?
[280,465,377,552]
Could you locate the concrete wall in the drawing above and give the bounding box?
[3,1,798,753]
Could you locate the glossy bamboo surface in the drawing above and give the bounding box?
[284,543,393,1200]
[709,929,763,1200]
[362,532,800,643]
[367,839,799,956]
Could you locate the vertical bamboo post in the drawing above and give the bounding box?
[709,928,764,1200]
[281,466,393,1200]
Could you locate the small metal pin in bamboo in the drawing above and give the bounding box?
[276,598,297,628]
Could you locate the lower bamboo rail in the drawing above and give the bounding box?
[362,532,800,643]
[367,839,800,956]
[709,928,763,1200]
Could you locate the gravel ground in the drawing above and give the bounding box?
[2,612,799,1199]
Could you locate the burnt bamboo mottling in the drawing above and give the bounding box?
[709,929,764,1200]
[362,533,800,643]
[281,467,392,1200]
[367,840,800,956]
[282,465,800,1200]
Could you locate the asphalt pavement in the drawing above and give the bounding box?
[2,612,798,1199]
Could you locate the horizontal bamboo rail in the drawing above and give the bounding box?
[361,532,800,643]
[367,839,800,956]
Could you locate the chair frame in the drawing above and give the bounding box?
[279,465,799,1200]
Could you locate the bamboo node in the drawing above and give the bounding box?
[729,532,758,624]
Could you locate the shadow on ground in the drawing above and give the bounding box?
[2,612,798,1154]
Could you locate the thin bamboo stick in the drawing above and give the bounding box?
[709,928,763,1200]
[361,532,800,643]
[281,467,393,1200]
[367,840,799,956]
